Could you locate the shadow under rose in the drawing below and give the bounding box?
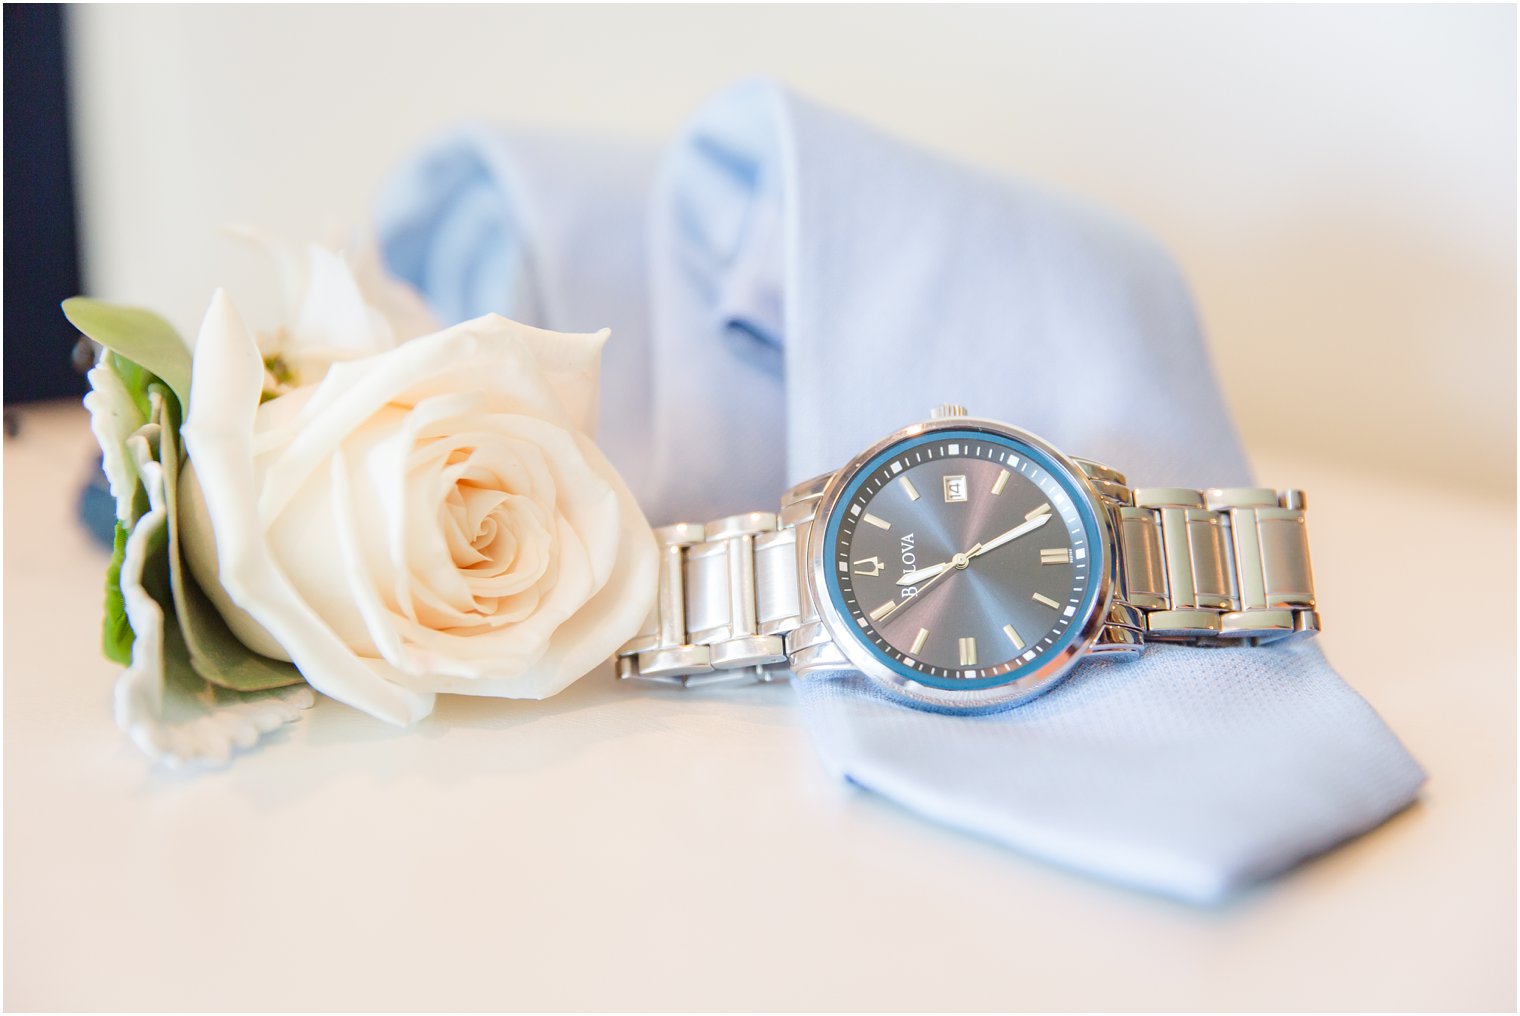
[140,660,805,807]
[415,662,800,735]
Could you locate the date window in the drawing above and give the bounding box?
[942,474,968,503]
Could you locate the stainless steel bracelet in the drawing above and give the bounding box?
[1106,484,1319,647]
[614,509,813,687]
[615,470,1319,686]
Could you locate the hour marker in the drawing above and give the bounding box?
[862,513,891,530]
[991,469,1010,495]
[1002,623,1025,651]
[910,627,930,655]
[899,476,921,501]
[853,556,885,577]
[1025,502,1052,521]
[1040,547,1073,565]
[943,474,968,503]
[1032,592,1061,609]
[958,636,977,666]
[869,600,897,622]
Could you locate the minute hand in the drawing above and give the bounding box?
[896,512,1051,586]
[966,510,1052,560]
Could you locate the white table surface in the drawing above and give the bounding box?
[5,400,1515,1011]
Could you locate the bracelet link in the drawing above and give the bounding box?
[1115,506,1168,611]
[1121,486,1319,647]
[1255,505,1315,610]
[618,510,799,686]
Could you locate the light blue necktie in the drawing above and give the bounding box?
[374,78,1425,904]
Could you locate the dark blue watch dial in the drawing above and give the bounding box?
[825,429,1100,691]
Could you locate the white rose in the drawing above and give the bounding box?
[178,291,658,725]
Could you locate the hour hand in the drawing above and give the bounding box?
[897,560,952,586]
[896,542,984,587]
[889,543,983,610]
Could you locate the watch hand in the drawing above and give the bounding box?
[896,559,953,586]
[966,510,1052,559]
[879,543,982,617]
[895,512,1051,585]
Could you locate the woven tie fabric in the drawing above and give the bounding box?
[795,643,1421,903]
[375,78,1425,904]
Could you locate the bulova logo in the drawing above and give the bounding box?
[899,533,918,598]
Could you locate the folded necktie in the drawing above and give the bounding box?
[375,78,1425,904]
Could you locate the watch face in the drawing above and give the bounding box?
[820,425,1105,699]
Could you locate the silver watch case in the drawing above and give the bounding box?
[803,415,1119,713]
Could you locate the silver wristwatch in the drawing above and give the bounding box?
[616,406,1319,713]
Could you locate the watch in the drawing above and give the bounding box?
[616,406,1319,713]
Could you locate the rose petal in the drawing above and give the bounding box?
[505,324,609,436]
[291,242,397,356]
[382,426,654,694]
[329,446,415,675]
[179,290,435,725]
[226,227,438,388]
[517,434,659,694]
[253,317,602,524]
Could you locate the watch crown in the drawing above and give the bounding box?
[930,403,968,420]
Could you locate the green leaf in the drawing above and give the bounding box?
[63,297,193,413]
[161,610,214,699]
[155,395,303,692]
[102,521,134,664]
[107,351,154,420]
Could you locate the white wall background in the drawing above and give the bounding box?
[66,4,1516,496]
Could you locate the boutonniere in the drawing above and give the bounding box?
[71,234,657,766]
